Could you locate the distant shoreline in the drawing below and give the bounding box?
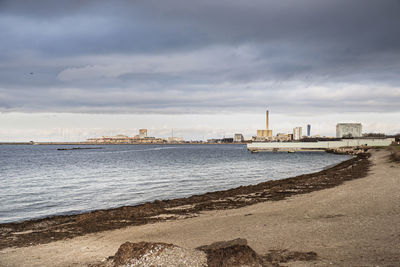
[0,142,34,145]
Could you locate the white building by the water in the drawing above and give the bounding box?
[336,123,362,138]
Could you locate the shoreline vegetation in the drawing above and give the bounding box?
[0,151,370,250]
[388,145,400,162]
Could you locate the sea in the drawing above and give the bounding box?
[0,144,351,224]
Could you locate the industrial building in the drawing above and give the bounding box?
[166,137,185,143]
[207,138,234,143]
[234,133,244,142]
[256,110,273,141]
[275,133,293,142]
[87,129,165,144]
[293,127,302,140]
[139,129,147,138]
[336,123,362,138]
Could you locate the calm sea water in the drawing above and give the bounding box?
[0,144,351,224]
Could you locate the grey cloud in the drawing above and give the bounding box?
[2,0,400,55]
[0,0,399,114]
[1,82,399,115]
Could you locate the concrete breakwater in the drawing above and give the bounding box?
[247,138,395,152]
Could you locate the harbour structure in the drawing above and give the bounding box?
[336,123,362,138]
[307,124,311,137]
[256,109,273,140]
[293,127,302,140]
[247,138,395,152]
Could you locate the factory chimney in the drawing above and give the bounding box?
[266,109,269,130]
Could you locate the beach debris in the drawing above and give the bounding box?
[95,239,318,267]
[109,241,207,267]
[262,249,317,265]
[326,147,366,155]
[197,238,263,267]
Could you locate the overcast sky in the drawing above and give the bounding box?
[0,0,399,141]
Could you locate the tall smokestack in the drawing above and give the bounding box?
[266,110,269,130]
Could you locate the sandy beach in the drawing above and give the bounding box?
[1,148,399,266]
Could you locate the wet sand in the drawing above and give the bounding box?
[1,149,399,266]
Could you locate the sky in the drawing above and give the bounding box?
[0,0,399,141]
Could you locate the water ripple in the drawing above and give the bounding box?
[0,144,351,223]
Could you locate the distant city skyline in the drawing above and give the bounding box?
[0,0,399,141]
[0,111,399,142]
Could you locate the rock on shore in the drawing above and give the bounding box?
[94,238,317,267]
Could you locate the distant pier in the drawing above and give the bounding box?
[247,138,395,152]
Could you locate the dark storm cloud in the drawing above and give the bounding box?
[0,0,399,114]
[2,0,400,55]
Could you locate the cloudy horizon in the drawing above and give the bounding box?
[1,0,399,141]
